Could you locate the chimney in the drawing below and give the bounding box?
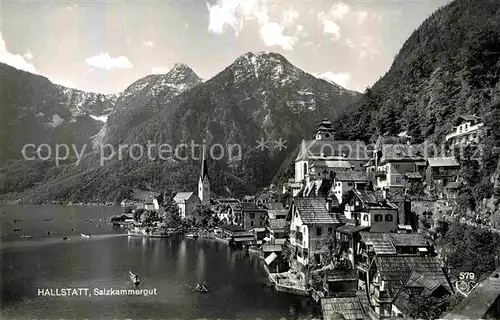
[382,188,390,199]
[326,198,332,212]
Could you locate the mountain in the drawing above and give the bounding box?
[0,63,116,164]
[96,63,203,148]
[1,52,360,204]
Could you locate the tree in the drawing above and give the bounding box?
[191,205,215,228]
[406,295,453,320]
[161,196,183,229]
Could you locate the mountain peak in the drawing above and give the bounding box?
[165,62,200,84]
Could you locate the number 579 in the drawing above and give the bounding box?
[459,272,475,280]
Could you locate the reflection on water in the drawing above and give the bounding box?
[1,205,317,319]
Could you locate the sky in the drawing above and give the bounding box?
[0,0,453,94]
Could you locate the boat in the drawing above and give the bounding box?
[62,236,69,240]
[20,235,33,238]
[129,271,140,285]
[185,233,199,239]
[13,228,22,232]
[12,218,22,223]
[193,283,208,292]
[81,233,91,238]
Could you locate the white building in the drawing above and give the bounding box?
[445,114,484,146]
[173,192,200,219]
[198,144,210,206]
[331,171,369,203]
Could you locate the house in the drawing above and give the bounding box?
[392,270,452,318]
[262,244,288,273]
[333,224,370,268]
[371,143,426,192]
[294,119,370,184]
[289,197,345,266]
[331,171,369,203]
[323,268,358,297]
[367,255,452,319]
[268,217,288,242]
[173,192,200,219]
[445,114,484,146]
[344,190,398,233]
[444,265,500,320]
[230,231,256,248]
[214,224,245,240]
[240,202,267,230]
[144,195,160,211]
[444,181,460,200]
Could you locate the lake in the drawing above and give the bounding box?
[0,205,316,319]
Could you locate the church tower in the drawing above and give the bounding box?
[198,142,210,206]
[315,118,335,140]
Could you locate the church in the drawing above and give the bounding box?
[173,143,211,219]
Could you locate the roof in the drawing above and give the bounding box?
[262,244,283,252]
[293,197,341,224]
[404,172,423,179]
[295,139,369,161]
[264,252,278,265]
[335,171,369,182]
[173,192,197,203]
[233,236,256,242]
[336,225,370,234]
[373,255,451,298]
[380,144,424,163]
[393,271,448,315]
[200,145,209,180]
[218,224,245,232]
[263,202,284,210]
[274,238,287,245]
[269,218,287,232]
[233,231,255,238]
[267,209,288,220]
[444,266,500,319]
[325,269,358,282]
[360,233,397,254]
[352,190,397,210]
[453,114,482,126]
[445,181,461,189]
[310,160,354,169]
[241,202,266,214]
[321,297,365,320]
[388,233,429,247]
[427,157,460,167]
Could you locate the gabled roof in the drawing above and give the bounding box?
[295,139,369,161]
[321,296,366,320]
[310,160,354,169]
[267,209,288,219]
[445,181,461,189]
[404,172,423,179]
[360,233,397,254]
[379,144,424,163]
[336,225,370,234]
[388,233,429,247]
[325,269,358,282]
[335,170,369,182]
[263,202,284,210]
[262,244,283,253]
[352,190,397,210]
[453,114,482,126]
[293,197,340,224]
[269,218,287,231]
[372,255,451,299]
[173,192,197,203]
[427,157,460,167]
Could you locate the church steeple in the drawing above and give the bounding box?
[198,141,210,205]
[315,118,335,140]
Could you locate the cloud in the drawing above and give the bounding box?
[328,2,350,20]
[206,0,299,50]
[143,41,155,48]
[151,66,170,74]
[0,32,37,74]
[321,19,341,40]
[316,71,351,88]
[85,52,133,70]
[23,50,33,60]
[50,77,78,89]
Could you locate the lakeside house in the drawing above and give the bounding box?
[289,197,345,266]
[173,192,200,219]
[445,114,484,146]
[240,202,267,230]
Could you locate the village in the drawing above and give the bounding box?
[115,116,499,320]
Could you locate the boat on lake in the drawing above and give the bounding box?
[193,283,208,292]
[185,233,199,239]
[81,233,91,238]
[62,236,69,240]
[127,228,171,238]
[20,235,33,238]
[129,271,140,285]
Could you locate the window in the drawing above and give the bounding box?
[328,227,333,234]
[260,220,263,226]
[250,213,255,218]
[374,214,383,222]
[303,163,307,176]
[385,214,393,222]
[395,176,401,184]
[363,215,368,221]
[316,227,322,236]
[395,165,400,170]
[347,182,353,187]
[251,221,254,226]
